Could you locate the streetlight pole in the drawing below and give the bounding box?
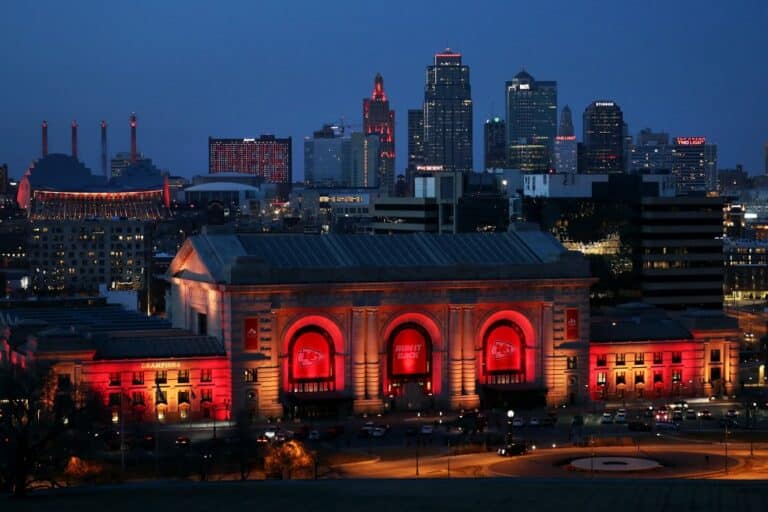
[724,424,729,475]
[507,409,515,444]
[415,437,420,477]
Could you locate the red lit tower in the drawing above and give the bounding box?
[71,120,78,160]
[363,73,395,194]
[42,120,48,157]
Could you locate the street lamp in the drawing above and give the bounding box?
[507,410,515,443]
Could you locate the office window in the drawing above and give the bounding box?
[616,372,626,385]
[566,357,577,370]
[653,371,663,383]
[155,389,166,404]
[596,355,607,367]
[597,372,606,386]
[178,370,190,384]
[132,372,144,385]
[653,352,663,364]
[616,354,626,366]
[243,368,258,383]
[671,352,682,364]
[132,392,144,405]
[635,371,645,385]
[634,353,644,365]
[201,389,212,402]
[710,349,721,363]
[155,370,167,384]
[201,368,212,383]
[178,391,190,404]
[109,392,121,406]
[109,372,121,386]
[672,370,682,382]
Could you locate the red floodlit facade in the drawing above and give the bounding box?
[588,319,740,402]
[168,232,595,418]
[208,136,292,185]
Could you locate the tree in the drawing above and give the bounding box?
[0,361,103,497]
[263,440,312,480]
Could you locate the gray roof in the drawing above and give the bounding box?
[95,336,225,360]
[173,230,590,285]
[591,303,693,343]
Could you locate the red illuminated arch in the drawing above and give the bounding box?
[282,314,345,393]
[288,325,335,383]
[477,310,536,384]
[388,322,432,378]
[382,312,443,396]
[483,320,526,375]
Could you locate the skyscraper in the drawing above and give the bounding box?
[764,142,768,176]
[304,125,347,187]
[582,101,625,173]
[505,69,557,167]
[208,136,292,186]
[554,106,577,174]
[671,137,717,193]
[349,132,380,188]
[630,128,672,173]
[483,117,506,170]
[423,49,473,173]
[407,109,425,186]
[363,73,396,195]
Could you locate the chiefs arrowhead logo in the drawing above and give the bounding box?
[297,347,323,367]
[491,340,515,360]
[247,328,258,336]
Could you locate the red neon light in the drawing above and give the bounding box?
[675,137,706,145]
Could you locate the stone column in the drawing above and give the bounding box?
[541,304,556,406]
[350,308,366,401]
[448,306,463,401]
[462,306,477,397]
[366,308,380,399]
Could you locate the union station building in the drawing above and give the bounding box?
[167,228,594,418]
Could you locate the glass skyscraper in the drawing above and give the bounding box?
[423,50,473,173]
[483,117,506,170]
[582,101,625,173]
[505,70,557,170]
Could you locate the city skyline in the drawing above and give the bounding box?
[0,1,766,180]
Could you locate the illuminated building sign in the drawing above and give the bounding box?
[290,328,332,381]
[556,135,577,141]
[566,308,579,341]
[484,322,523,373]
[390,324,430,377]
[595,102,615,107]
[416,165,444,172]
[674,137,706,146]
[140,361,180,370]
[244,318,259,351]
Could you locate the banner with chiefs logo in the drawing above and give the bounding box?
[291,329,332,381]
[566,308,579,341]
[485,323,522,373]
[390,326,430,376]
[244,318,259,351]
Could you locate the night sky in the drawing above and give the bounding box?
[1,0,766,180]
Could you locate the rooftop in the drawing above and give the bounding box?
[170,230,591,286]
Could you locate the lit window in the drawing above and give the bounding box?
[616,372,626,385]
[616,354,626,366]
[178,370,190,384]
[710,349,721,363]
[634,353,644,366]
[596,355,607,367]
[201,369,213,383]
[672,352,682,364]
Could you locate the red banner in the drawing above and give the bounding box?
[390,327,429,376]
[485,324,522,373]
[291,330,332,381]
[566,308,579,341]
[244,318,259,351]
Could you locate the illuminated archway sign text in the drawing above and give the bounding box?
[390,324,430,376]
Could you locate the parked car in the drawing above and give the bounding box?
[529,417,541,427]
[511,417,525,428]
[600,412,614,424]
[497,442,527,457]
[175,436,191,448]
[540,416,556,427]
[371,427,387,437]
[700,409,713,420]
[671,410,683,422]
[686,409,697,420]
[308,430,321,441]
[571,415,584,427]
[615,412,627,424]
[725,409,738,419]
[655,421,679,431]
[420,424,434,435]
